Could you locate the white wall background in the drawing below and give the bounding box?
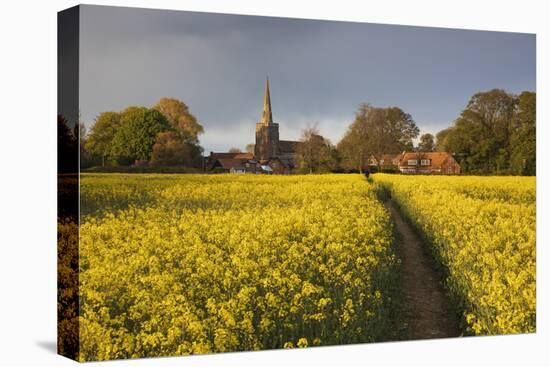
[0,0,547,365]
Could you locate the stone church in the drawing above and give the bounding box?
[207,79,301,174]
[254,78,300,168]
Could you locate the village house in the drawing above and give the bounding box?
[398,151,460,174]
[206,152,258,174]
[367,151,460,174]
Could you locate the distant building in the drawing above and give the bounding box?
[206,79,461,176]
[207,78,301,174]
[366,151,460,174]
[254,78,301,173]
[398,151,460,174]
[206,152,259,174]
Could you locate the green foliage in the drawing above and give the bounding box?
[83,98,202,169]
[437,89,535,175]
[85,112,121,166]
[110,107,171,164]
[510,92,536,175]
[435,127,452,152]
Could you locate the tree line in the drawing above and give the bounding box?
[78,97,204,169]
[294,88,535,175]
[66,88,535,175]
[435,89,535,175]
[290,104,419,174]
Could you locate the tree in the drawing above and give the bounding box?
[297,125,337,173]
[150,131,193,166]
[337,103,419,172]
[153,98,203,144]
[435,127,453,151]
[444,89,517,174]
[337,105,371,172]
[228,147,242,153]
[77,121,95,169]
[510,91,536,175]
[110,107,171,164]
[384,107,419,152]
[418,133,435,151]
[85,112,121,166]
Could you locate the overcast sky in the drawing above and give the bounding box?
[80,5,535,152]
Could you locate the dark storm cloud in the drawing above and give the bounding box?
[79,5,535,152]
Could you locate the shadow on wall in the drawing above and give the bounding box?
[36,340,57,354]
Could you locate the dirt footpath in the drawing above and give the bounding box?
[385,200,460,340]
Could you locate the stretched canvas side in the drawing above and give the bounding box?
[57,5,80,362]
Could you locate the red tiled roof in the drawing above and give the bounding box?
[380,153,402,164]
[400,151,454,168]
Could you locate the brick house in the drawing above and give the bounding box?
[398,151,460,174]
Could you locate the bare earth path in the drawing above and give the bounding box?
[385,200,460,340]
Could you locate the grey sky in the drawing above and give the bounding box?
[80,5,535,152]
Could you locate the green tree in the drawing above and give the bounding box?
[435,127,453,151]
[85,112,121,166]
[384,107,419,152]
[77,121,96,169]
[510,91,536,175]
[444,89,518,174]
[110,107,171,165]
[418,133,435,151]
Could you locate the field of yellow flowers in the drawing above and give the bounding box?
[77,174,399,361]
[373,174,536,336]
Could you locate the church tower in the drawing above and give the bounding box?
[255,78,280,160]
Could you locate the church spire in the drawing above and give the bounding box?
[261,77,273,124]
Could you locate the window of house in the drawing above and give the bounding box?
[421,159,430,166]
[380,159,385,165]
[408,159,417,166]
